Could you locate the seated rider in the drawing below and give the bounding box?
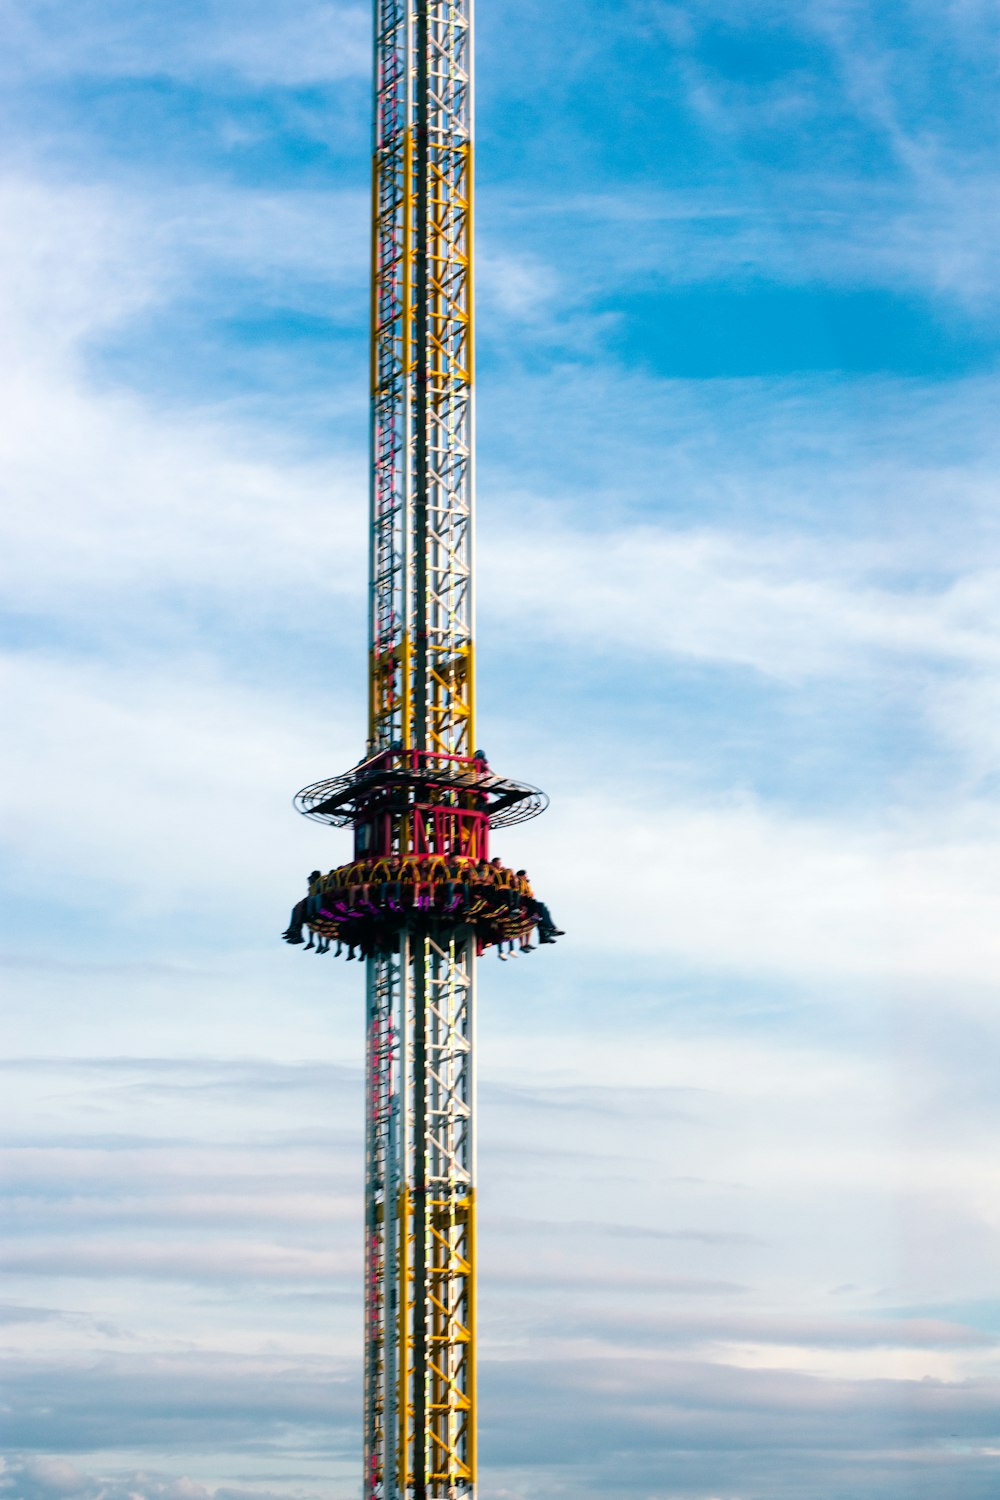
[515,869,564,944]
[282,870,322,945]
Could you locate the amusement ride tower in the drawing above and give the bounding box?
[283,2,558,1496]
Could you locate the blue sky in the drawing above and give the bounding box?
[3,1,1000,1497]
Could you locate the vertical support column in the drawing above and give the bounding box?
[370,935,474,1498]
[368,0,477,1493]
[371,0,474,757]
[364,950,402,1499]
[370,0,412,753]
[416,0,474,758]
[405,935,476,1494]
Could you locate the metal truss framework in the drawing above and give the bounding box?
[366,0,476,1495]
[365,938,475,1500]
[370,0,474,762]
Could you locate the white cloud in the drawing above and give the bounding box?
[0,1451,338,1500]
[0,365,363,614]
[206,4,369,87]
[3,1239,356,1284]
[1,1,369,88]
[483,522,1000,679]
[499,164,1000,318]
[556,1,1000,310]
[477,247,560,322]
[0,650,355,912]
[0,178,157,352]
[536,788,1000,986]
[0,176,366,624]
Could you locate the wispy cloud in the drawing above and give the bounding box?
[485,522,1000,679]
[1,1,370,87]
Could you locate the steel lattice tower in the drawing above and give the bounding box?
[285,3,555,1495]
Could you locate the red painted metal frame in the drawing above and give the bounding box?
[353,750,491,863]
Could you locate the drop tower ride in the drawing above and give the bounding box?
[284,2,556,1495]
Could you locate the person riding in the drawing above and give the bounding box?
[515,869,564,944]
[282,870,323,945]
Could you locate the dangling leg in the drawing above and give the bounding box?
[282,896,308,944]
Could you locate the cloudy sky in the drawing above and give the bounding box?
[3,1,1000,1497]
